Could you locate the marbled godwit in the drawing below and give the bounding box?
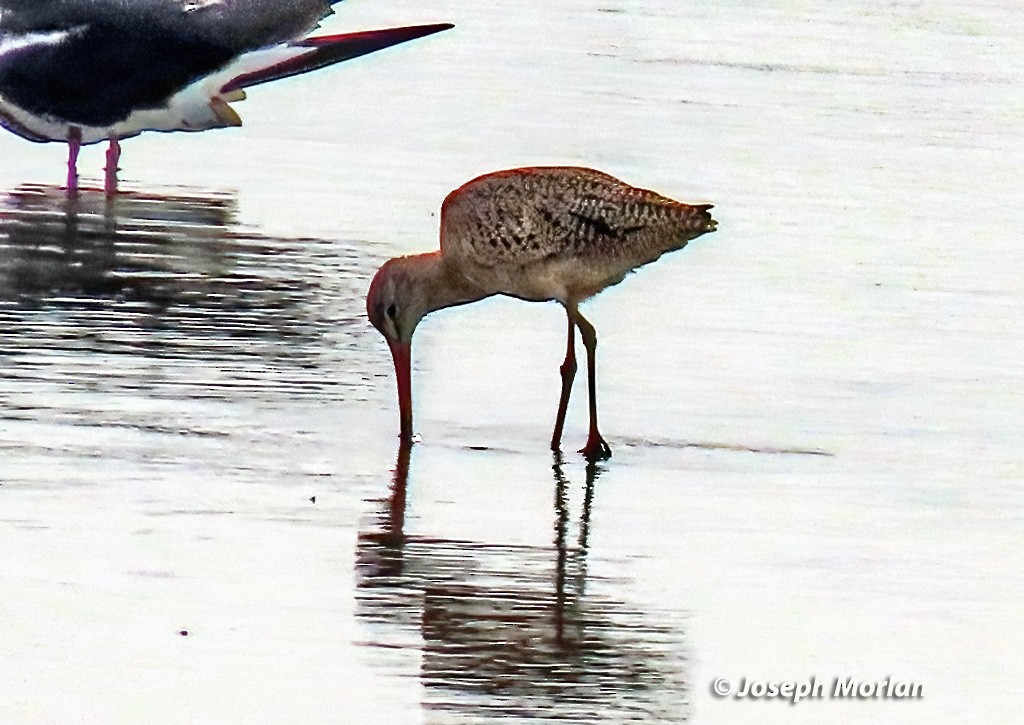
[367,166,717,460]
[0,1,451,194]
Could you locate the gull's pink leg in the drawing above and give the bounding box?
[66,127,82,196]
[104,137,121,196]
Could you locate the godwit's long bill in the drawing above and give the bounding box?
[367,166,717,460]
[0,0,452,195]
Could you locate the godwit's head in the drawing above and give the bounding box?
[367,252,486,442]
[366,255,438,343]
[366,254,441,442]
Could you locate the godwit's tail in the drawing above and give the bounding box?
[689,203,717,233]
[670,203,716,248]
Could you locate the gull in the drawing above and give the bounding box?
[0,0,452,194]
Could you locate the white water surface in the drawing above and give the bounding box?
[0,1,1021,723]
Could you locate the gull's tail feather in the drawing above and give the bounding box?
[220,23,454,93]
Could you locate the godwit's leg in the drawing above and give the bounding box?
[66,127,82,196]
[104,137,121,196]
[551,305,578,450]
[574,310,611,461]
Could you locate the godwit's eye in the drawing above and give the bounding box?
[386,304,397,319]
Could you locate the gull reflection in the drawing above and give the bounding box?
[355,448,690,723]
[0,184,250,304]
[0,184,382,401]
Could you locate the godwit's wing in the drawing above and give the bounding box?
[440,166,715,293]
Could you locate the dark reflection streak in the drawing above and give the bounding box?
[355,446,689,723]
[579,461,599,552]
[552,453,604,645]
[1,184,238,306]
[355,441,413,588]
[377,440,411,567]
[387,440,412,545]
[64,193,80,247]
[0,183,382,404]
[552,452,569,645]
[576,460,602,599]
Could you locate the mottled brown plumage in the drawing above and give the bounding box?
[441,166,714,302]
[367,166,717,459]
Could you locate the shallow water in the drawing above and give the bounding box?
[1,1,1022,723]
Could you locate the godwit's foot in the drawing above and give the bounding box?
[579,432,611,461]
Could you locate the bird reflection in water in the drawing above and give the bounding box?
[0,183,380,401]
[0,183,242,304]
[355,447,690,723]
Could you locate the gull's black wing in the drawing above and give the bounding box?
[0,0,338,125]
